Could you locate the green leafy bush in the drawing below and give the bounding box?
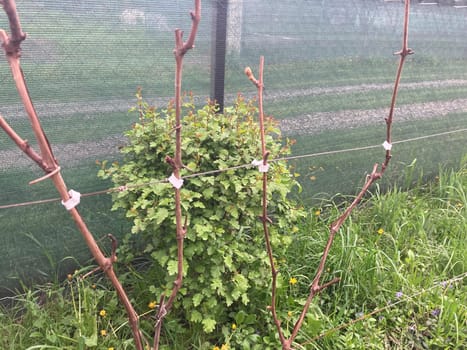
[98,92,305,345]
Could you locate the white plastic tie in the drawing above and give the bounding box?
[382,141,393,151]
[168,173,184,189]
[252,159,269,173]
[61,190,81,210]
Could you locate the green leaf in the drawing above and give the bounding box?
[202,318,217,333]
[202,187,215,199]
[190,310,203,323]
[167,259,179,276]
[84,333,98,347]
[154,207,169,225]
[192,293,203,307]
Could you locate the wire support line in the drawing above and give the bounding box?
[0,127,466,210]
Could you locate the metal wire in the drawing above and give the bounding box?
[0,127,465,210]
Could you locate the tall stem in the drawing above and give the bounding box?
[1,1,144,348]
[153,2,201,349]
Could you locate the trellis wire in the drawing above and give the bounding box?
[1,127,465,210]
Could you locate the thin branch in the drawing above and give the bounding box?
[0,114,47,170]
[0,1,144,349]
[246,1,413,349]
[153,1,201,349]
[0,0,26,57]
[287,1,413,347]
[246,57,287,346]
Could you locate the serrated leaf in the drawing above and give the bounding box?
[154,207,169,225]
[192,293,203,307]
[192,201,205,209]
[202,318,217,333]
[224,254,234,271]
[190,310,203,323]
[167,259,179,276]
[202,187,215,199]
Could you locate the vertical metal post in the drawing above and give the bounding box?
[210,0,228,113]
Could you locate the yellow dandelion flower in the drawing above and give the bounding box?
[148,301,157,309]
[213,347,220,350]
[231,323,237,330]
[221,344,229,350]
[377,228,384,235]
[100,329,107,337]
[99,309,106,317]
[314,210,321,216]
[287,311,293,317]
[289,277,298,285]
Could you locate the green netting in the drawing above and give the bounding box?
[1,0,466,295]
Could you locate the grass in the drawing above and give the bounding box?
[0,159,465,349]
[284,160,467,349]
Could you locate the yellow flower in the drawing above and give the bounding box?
[287,311,293,317]
[100,329,107,337]
[289,277,298,285]
[108,348,114,350]
[231,323,237,330]
[148,301,157,309]
[213,347,220,350]
[99,309,106,317]
[221,345,229,350]
[377,228,384,235]
[314,210,321,216]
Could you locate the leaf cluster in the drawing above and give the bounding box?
[99,92,305,338]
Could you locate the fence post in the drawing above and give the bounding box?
[210,0,228,113]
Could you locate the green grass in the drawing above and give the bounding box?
[283,160,467,349]
[0,159,465,349]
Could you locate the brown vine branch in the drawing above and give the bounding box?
[0,114,47,170]
[0,0,25,57]
[153,1,201,349]
[286,1,413,348]
[0,1,144,349]
[246,57,287,346]
[247,1,412,349]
